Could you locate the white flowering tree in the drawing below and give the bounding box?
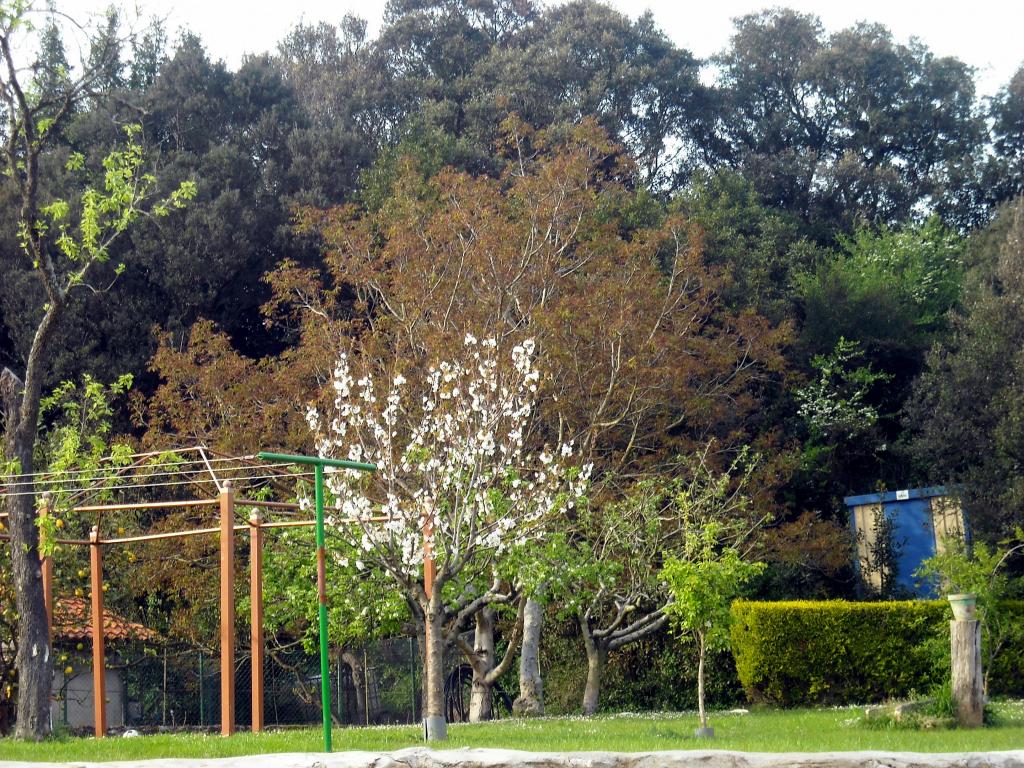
[306,335,589,738]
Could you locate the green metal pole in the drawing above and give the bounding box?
[257,451,376,473]
[254,451,376,753]
[315,463,332,753]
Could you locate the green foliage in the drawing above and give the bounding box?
[663,527,764,654]
[929,678,956,720]
[731,600,950,705]
[916,535,1022,607]
[26,125,195,280]
[715,9,982,231]
[673,169,816,322]
[916,532,1024,690]
[27,374,135,555]
[259,522,409,653]
[500,531,608,613]
[356,119,484,213]
[799,217,964,357]
[838,218,964,330]
[537,613,745,715]
[984,67,1024,209]
[732,599,1024,705]
[791,217,965,515]
[38,373,133,471]
[862,506,904,598]
[602,642,743,715]
[907,200,1024,540]
[795,338,890,442]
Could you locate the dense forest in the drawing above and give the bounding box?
[2,0,1024,735]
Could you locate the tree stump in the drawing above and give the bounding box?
[950,619,983,728]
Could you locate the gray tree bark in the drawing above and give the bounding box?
[578,606,667,716]
[582,642,606,717]
[341,650,377,725]
[468,607,496,722]
[697,630,707,729]
[512,597,544,717]
[4,326,61,740]
[0,6,122,737]
[456,600,524,723]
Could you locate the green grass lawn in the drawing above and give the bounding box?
[3,702,1024,762]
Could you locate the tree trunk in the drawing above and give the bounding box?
[423,606,447,740]
[5,442,51,740]
[581,641,606,716]
[341,650,367,725]
[697,630,707,729]
[513,597,544,717]
[468,607,495,722]
[4,304,65,740]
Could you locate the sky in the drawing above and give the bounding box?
[50,0,1024,98]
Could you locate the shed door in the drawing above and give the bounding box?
[884,498,936,596]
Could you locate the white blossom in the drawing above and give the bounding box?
[303,335,589,584]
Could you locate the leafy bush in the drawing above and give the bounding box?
[989,604,1024,697]
[730,600,1024,706]
[916,532,1024,694]
[540,615,744,714]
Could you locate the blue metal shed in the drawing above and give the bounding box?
[844,486,966,597]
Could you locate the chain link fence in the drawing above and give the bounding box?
[49,632,522,734]
[50,637,448,733]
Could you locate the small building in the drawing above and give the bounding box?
[50,597,159,731]
[845,486,966,597]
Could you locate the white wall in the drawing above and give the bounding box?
[51,665,124,730]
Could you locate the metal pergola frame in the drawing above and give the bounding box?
[0,447,434,750]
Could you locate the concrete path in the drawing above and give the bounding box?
[3,749,1024,768]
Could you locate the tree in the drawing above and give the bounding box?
[663,523,764,734]
[140,118,786,721]
[0,2,193,737]
[572,449,765,715]
[275,17,382,205]
[712,9,982,236]
[469,1,712,191]
[0,371,139,736]
[983,66,1024,211]
[258,521,410,725]
[671,169,817,324]
[794,217,964,506]
[373,0,536,150]
[0,30,336,391]
[790,338,891,514]
[907,198,1024,539]
[365,0,713,191]
[306,335,588,739]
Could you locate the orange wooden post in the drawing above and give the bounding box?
[423,518,435,598]
[38,493,53,646]
[89,525,106,738]
[249,509,264,732]
[220,481,236,736]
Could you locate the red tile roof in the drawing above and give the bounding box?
[53,597,160,643]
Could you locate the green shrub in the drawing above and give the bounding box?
[539,614,744,714]
[602,634,744,713]
[731,600,1024,706]
[988,600,1024,697]
[732,600,943,705]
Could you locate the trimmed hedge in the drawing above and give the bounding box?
[731,599,1024,706]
